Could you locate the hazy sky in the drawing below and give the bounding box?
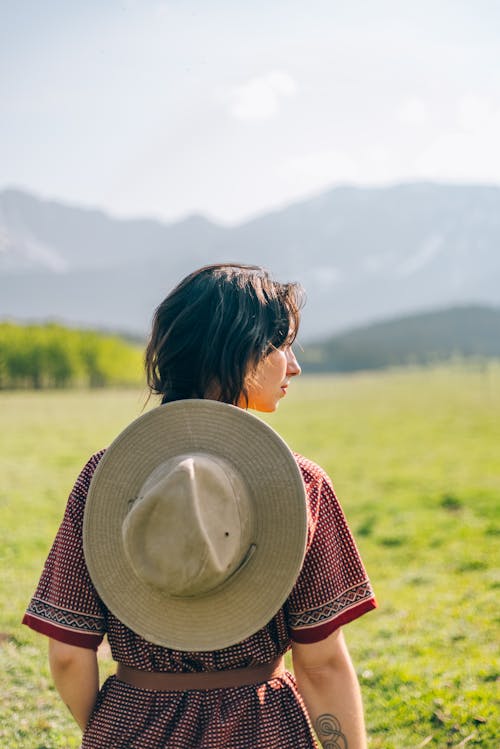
[2,0,500,224]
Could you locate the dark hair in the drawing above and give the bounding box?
[145,263,304,406]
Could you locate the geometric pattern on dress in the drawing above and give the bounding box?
[27,596,105,634]
[289,580,375,629]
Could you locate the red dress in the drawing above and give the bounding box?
[23,450,376,749]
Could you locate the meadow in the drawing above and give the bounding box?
[1,364,498,748]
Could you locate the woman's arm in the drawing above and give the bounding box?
[292,628,367,749]
[48,639,99,731]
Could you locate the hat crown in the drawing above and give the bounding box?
[122,454,252,597]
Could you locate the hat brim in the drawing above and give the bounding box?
[83,400,307,651]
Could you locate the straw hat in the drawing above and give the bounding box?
[83,399,307,651]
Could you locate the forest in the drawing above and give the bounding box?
[0,322,143,389]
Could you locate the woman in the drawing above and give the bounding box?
[23,263,376,748]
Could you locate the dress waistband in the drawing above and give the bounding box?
[116,656,285,692]
[115,656,285,691]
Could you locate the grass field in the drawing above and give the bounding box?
[1,364,499,748]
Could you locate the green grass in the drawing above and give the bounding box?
[1,364,499,747]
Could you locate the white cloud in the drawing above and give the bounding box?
[226,71,297,120]
[397,97,428,126]
[287,149,360,182]
[415,99,500,181]
[457,95,492,132]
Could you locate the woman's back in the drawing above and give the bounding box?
[25,448,375,748]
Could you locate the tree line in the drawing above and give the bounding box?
[0,322,144,389]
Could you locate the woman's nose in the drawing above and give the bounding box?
[286,348,301,377]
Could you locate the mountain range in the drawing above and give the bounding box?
[1,183,499,340]
[300,304,500,372]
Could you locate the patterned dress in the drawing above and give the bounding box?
[23,450,376,749]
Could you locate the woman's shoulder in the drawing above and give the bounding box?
[70,449,107,503]
[292,452,330,485]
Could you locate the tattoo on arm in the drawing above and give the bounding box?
[314,713,348,749]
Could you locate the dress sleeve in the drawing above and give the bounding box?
[287,455,377,644]
[22,451,107,650]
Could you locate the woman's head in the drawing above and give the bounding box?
[145,263,304,410]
